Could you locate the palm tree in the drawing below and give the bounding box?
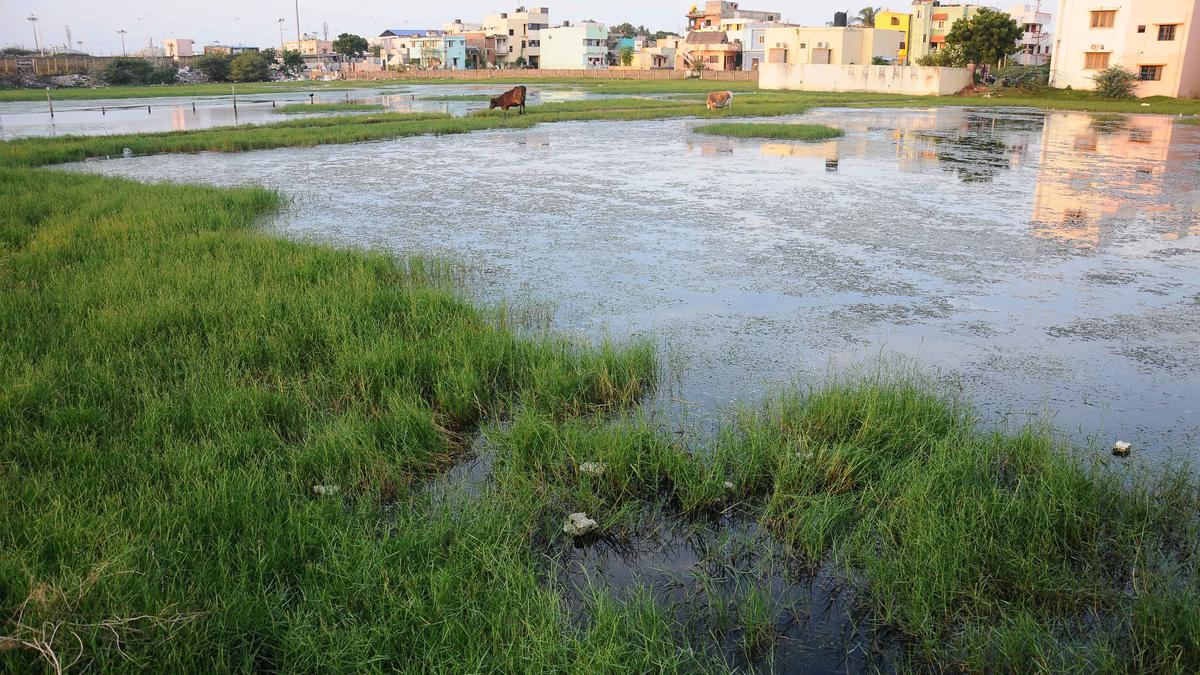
[853,7,882,28]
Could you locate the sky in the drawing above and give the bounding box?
[0,1,886,55]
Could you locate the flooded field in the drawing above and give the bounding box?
[64,106,1200,462]
[0,84,596,139]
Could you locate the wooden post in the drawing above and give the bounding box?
[231,84,237,112]
[45,87,54,118]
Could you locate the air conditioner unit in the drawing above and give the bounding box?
[817,42,828,48]
[1090,44,1104,50]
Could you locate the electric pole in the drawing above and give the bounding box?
[118,29,127,56]
[278,18,287,51]
[27,14,41,54]
[294,0,302,46]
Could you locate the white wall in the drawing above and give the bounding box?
[760,63,972,96]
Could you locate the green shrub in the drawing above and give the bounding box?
[192,54,232,83]
[229,52,271,83]
[993,64,1050,91]
[1092,65,1138,99]
[101,57,177,86]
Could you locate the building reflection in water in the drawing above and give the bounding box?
[1032,113,1200,249]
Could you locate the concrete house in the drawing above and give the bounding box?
[483,6,551,67]
[763,26,905,66]
[909,1,986,63]
[679,30,742,71]
[1050,0,1200,98]
[539,21,607,69]
[876,11,912,63]
[1011,3,1054,66]
[687,1,781,31]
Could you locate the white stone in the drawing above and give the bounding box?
[579,462,606,476]
[1112,441,1133,457]
[563,512,599,537]
[312,484,341,496]
[723,481,735,490]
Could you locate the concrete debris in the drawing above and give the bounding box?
[1112,441,1133,457]
[312,484,341,497]
[579,462,606,476]
[563,512,599,537]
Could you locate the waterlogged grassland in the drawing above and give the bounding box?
[2,102,1199,671]
[0,80,389,102]
[694,122,844,141]
[274,102,385,114]
[0,167,679,672]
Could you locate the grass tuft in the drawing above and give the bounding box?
[693,122,844,141]
[273,102,385,114]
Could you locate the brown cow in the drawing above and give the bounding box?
[490,85,527,115]
[706,91,734,111]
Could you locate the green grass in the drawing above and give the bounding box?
[0,81,391,102]
[693,122,844,141]
[0,167,692,672]
[419,94,495,101]
[273,102,385,114]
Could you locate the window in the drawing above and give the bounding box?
[1139,65,1163,81]
[1090,11,1116,28]
[799,43,807,49]
[1137,25,1146,33]
[1084,52,1110,70]
[508,29,514,36]
[1158,25,1178,41]
[891,17,900,26]
[899,41,906,49]
[757,35,765,44]
[706,55,718,63]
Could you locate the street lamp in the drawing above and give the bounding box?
[117,29,127,56]
[278,18,287,51]
[27,14,41,54]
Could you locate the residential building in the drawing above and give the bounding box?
[1050,0,1200,98]
[540,20,607,69]
[203,44,260,56]
[377,30,469,69]
[483,6,551,67]
[687,1,782,31]
[678,30,742,71]
[723,18,789,71]
[909,1,985,63]
[444,19,483,34]
[763,25,905,65]
[283,35,333,57]
[162,38,195,59]
[1011,3,1053,65]
[876,11,911,63]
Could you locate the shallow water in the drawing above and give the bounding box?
[0,84,595,139]
[63,107,1200,461]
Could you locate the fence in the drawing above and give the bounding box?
[345,68,759,82]
[0,56,201,76]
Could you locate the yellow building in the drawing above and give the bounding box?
[909,1,986,63]
[876,11,912,63]
[764,25,905,65]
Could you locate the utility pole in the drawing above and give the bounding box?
[278,18,287,51]
[27,14,41,54]
[118,29,127,56]
[294,0,302,47]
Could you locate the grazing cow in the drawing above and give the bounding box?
[490,85,528,115]
[706,91,734,111]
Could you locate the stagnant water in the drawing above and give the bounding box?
[65,106,1200,463]
[0,84,597,139]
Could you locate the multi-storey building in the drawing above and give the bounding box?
[876,11,911,63]
[539,20,607,69]
[908,1,985,63]
[483,6,551,67]
[687,1,782,31]
[1050,0,1199,98]
[1010,3,1054,66]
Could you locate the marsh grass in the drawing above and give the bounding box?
[693,122,844,141]
[0,81,380,102]
[0,167,681,672]
[273,102,385,114]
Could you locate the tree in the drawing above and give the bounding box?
[101,57,178,85]
[1092,66,1137,99]
[619,46,634,67]
[369,44,382,58]
[229,52,271,82]
[916,44,967,67]
[259,47,277,63]
[332,33,369,59]
[281,50,305,74]
[944,8,1023,67]
[853,7,882,28]
[611,22,638,37]
[193,53,232,82]
[871,56,889,65]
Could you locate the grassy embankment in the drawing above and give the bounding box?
[0,81,393,102]
[694,122,844,141]
[1,97,1198,672]
[273,102,385,114]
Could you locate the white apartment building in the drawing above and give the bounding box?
[539,20,607,69]
[1051,0,1200,98]
[1010,3,1053,66]
[483,6,551,66]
